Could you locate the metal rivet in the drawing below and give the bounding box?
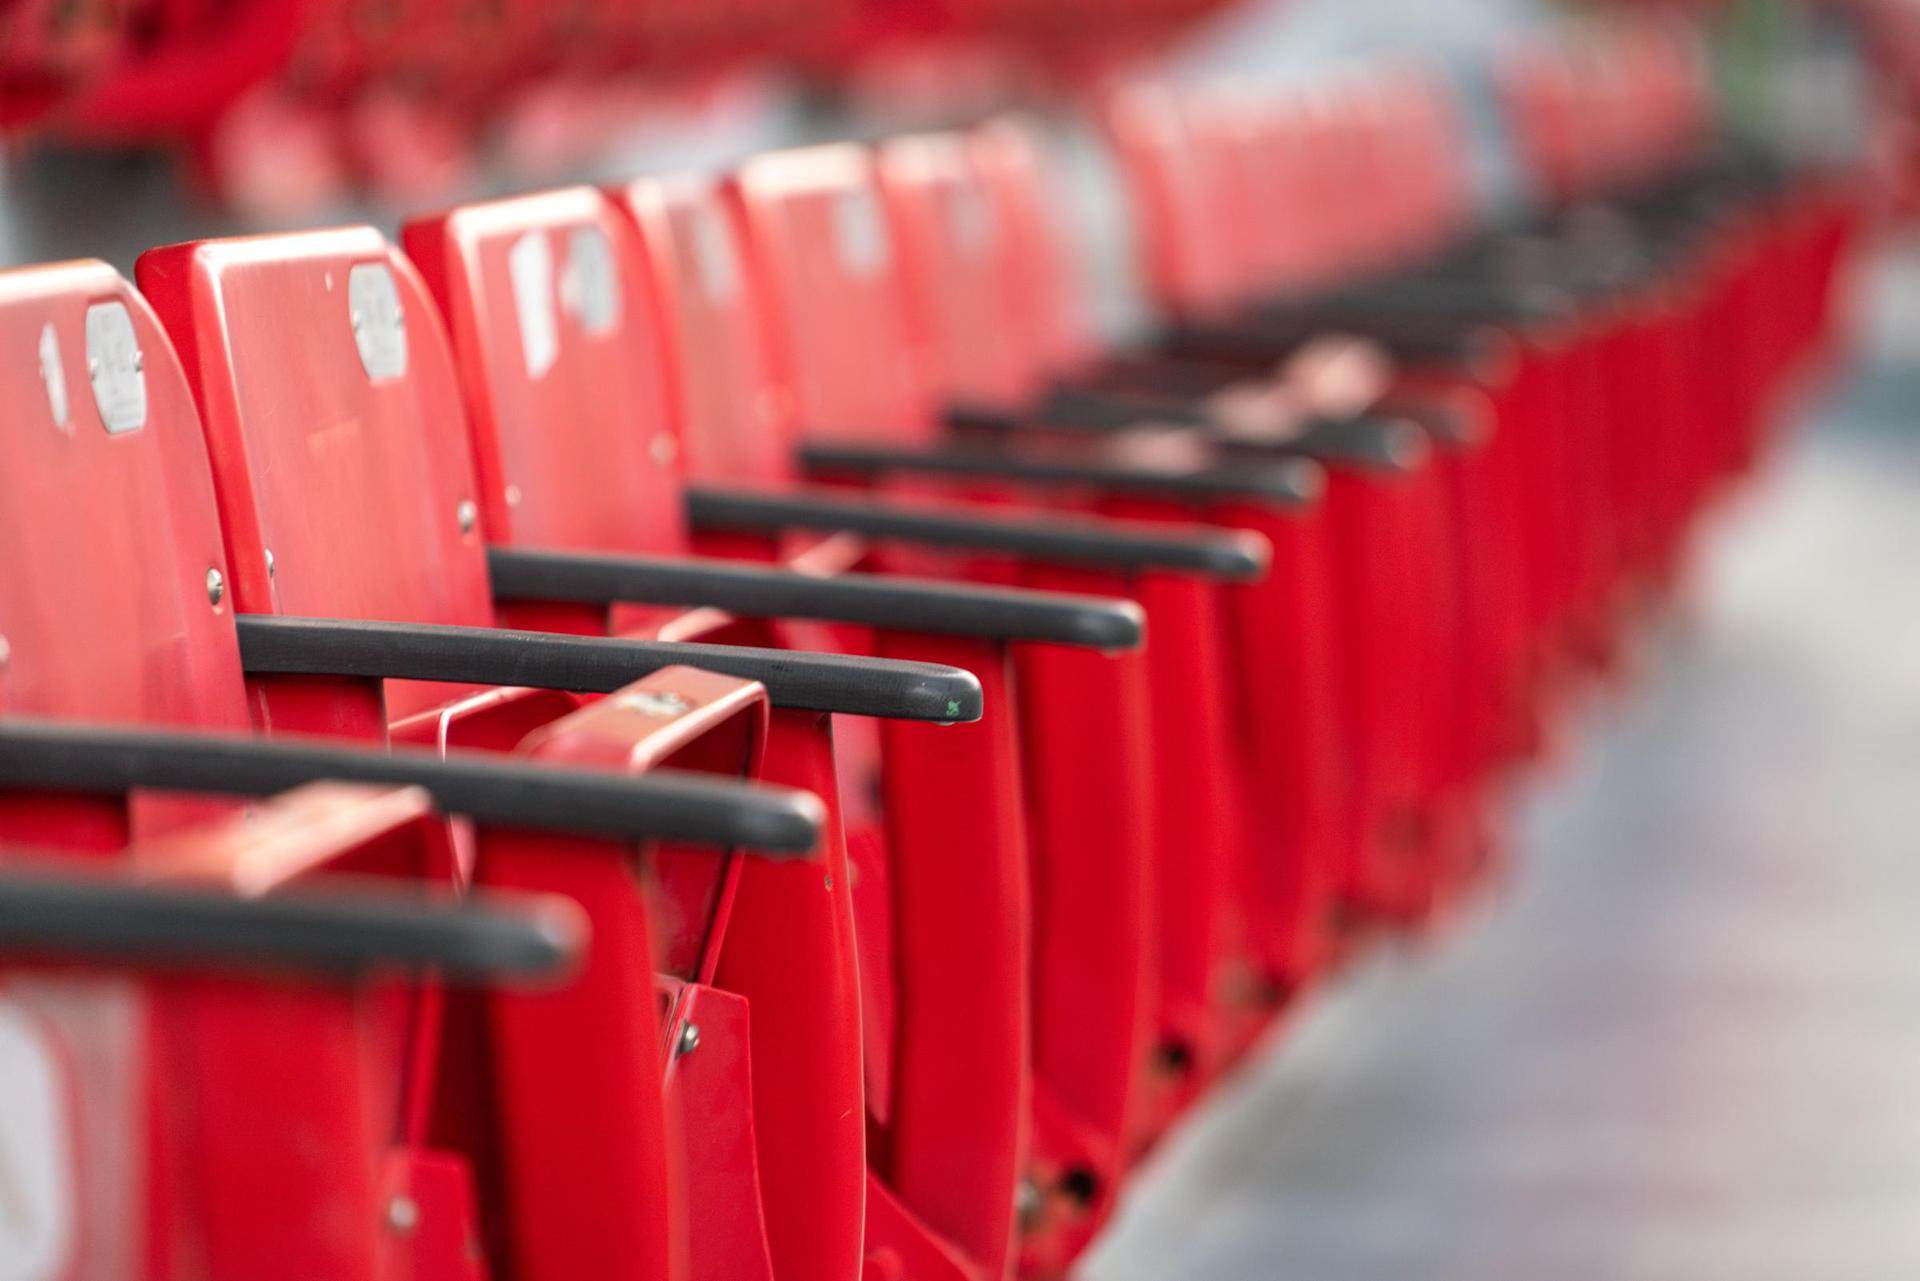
[385,1195,420,1235]
[824,873,834,891]
[263,547,276,579]
[205,568,225,607]
[676,1023,700,1057]
[132,351,143,373]
[456,499,478,534]
[1016,1178,1043,1232]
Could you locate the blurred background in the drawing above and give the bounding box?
[5,0,1919,1277]
[0,0,1910,278]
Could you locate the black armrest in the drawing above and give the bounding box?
[0,864,578,982]
[1159,318,1504,369]
[0,719,821,854]
[236,614,982,725]
[1065,353,1253,401]
[1034,387,1216,432]
[943,401,1032,433]
[1264,415,1434,474]
[685,485,1267,581]
[1274,280,1577,326]
[486,547,1144,651]
[945,392,1433,475]
[945,392,1213,434]
[795,441,1322,507]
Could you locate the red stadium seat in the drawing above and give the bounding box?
[0,782,582,1281]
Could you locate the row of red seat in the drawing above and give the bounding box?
[0,26,1861,1281]
[0,0,1240,139]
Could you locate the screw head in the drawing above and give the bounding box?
[205,568,225,607]
[675,1022,700,1057]
[456,499,478,534]
[1058,1166,1099,1210]
[264,547,276,579]
[385,1195,420,1235]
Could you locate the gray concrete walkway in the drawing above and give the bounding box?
[1083,262,1920,1281]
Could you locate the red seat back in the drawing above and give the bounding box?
[613,172,810,492]
[874,130,1045,412]
[1369,65,1475,263]
[726,143,943,446]
[0,262,250,733]
[137,228,498,722]
[1102,83,1245,317]
[965,117,1099,377]
[0,262,257,848]
[1497,28,1711,206]
[1195,88,1352,298]
[402,186,692,557]
[1103,75,1470,316]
